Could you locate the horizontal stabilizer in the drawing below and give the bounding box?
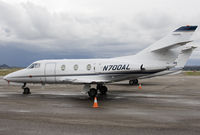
[181,46,197,51]
[152,41,193,52]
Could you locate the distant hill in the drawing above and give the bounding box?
[184,66,200,71]
[0,64,10,69]
[0,64,23,69]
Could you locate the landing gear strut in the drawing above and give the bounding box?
[87,84,108,98]
[129,79,138,85]
[22,83,31,95]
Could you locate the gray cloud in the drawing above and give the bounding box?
[0,0,199,66]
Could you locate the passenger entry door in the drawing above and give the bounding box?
[93,63,101,73]
[45,63,56,83]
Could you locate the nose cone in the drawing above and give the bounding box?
[3,73,12,81]
[3,69,24,82]
[3,75,7,80]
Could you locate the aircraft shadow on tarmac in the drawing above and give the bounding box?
[1,81,164,102]
[3,89,155,103]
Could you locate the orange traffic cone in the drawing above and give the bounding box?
[138,83,142,89]
[93,97,99,108]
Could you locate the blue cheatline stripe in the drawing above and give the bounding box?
[174,26,198,32]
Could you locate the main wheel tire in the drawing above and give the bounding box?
[23,87,31,95]
[129,79,138,85]
[88,88,97,98]
[129,80,134,85]
[99,86,107,95]
[135,79,138,85]
[96,84,103,90]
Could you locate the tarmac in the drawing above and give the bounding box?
[0,74,200,135]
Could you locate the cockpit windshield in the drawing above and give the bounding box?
[27,63,40,69]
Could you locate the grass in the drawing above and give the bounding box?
[0,68,22,76]
[183,71,200,76]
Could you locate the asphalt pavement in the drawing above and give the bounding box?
[0,75,200,135]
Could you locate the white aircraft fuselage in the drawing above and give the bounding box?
[4,58,168,84]
[3,25,198,97]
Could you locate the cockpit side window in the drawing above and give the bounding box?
[29,64,35,69]
[34,63,40,68]
[27,63,40,69]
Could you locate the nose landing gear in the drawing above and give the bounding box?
[22,83,31,95]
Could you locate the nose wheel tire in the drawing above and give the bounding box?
[88,88,97,98]
[23,87,31,95]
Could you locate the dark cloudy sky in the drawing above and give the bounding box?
[0,0,200,67]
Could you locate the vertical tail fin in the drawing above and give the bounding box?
[140,25,198,53]
[133,25,198,67]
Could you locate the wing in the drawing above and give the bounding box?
[58,76,110,84]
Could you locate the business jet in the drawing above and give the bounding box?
[3,25,198,98]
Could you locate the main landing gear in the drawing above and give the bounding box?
[88,84,108,98]
[129,79,139,85]
[22,83,31,95]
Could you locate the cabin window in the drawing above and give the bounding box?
[61,65,65,71]
[74,64,78,71]
[87,64,91,71]
[28,63,40,69]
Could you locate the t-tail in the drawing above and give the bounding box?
[133,25,198,68]
[140,25,198,53]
